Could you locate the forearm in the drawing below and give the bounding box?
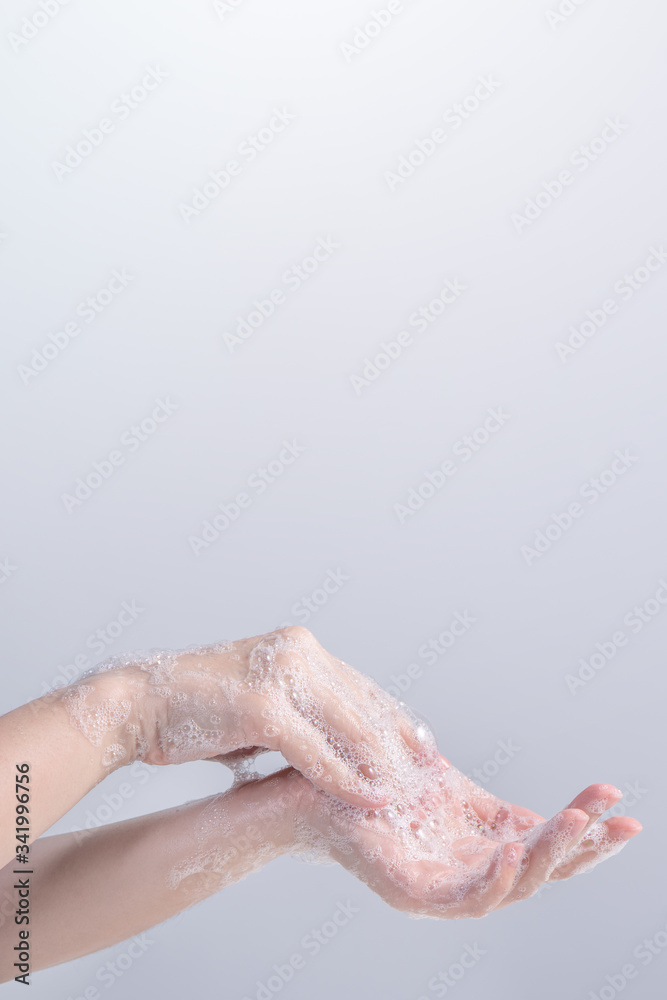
[0,670,154,869]
[0,770,301,981]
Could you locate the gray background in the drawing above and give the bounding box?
[1,0,666,997]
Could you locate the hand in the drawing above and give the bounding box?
[434,765,642,905]
[69,627,436,808]
[289,756,642,918]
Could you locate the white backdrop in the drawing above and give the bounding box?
[1,1,666,998]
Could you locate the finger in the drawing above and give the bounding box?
[462,789,544,838]
[331,660,440,766]
[277,719,390,809]
[447,770,545,836]
[284,680,390,802]
[469,842,525,915]
[329,655,379,704]
[206,746,265,765]
[396,712,440,765]
[561,783,623,847]
[549,816,642,881]
[273,637,391,795]
[308,686,369,753]
[501,808,589,905]
[259,629,428,803]
[297,664,438,789]
[429,841,524,917]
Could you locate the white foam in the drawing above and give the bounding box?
[60,628,629,914]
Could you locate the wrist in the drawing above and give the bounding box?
[130,646,248,765]
[59,667,156,771]
[165,769,307,900]
[228,769,310,856]
[254,768,329,858]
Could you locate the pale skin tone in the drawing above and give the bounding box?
[0,627,642,980]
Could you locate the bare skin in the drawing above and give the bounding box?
[0,627,422,868]
[0,771,300,980]
[0,765,640,980]
[0,627,642,980]
[298,759,642,917]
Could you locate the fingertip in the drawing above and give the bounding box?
[594,783,623,808]
[557,808,591,846]
[603,784,623,800]
[586,782,622,798]
[562,807,590,829]
[567,784,623,816]
[611,816,643,840]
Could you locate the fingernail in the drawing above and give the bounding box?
[595,787,623,812]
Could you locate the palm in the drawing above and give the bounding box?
[300,756,641,918]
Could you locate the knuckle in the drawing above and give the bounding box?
[275,624,316,647]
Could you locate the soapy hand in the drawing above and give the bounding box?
[288,758,642,918]
[66,626,642,918]
[71,627,435,808]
